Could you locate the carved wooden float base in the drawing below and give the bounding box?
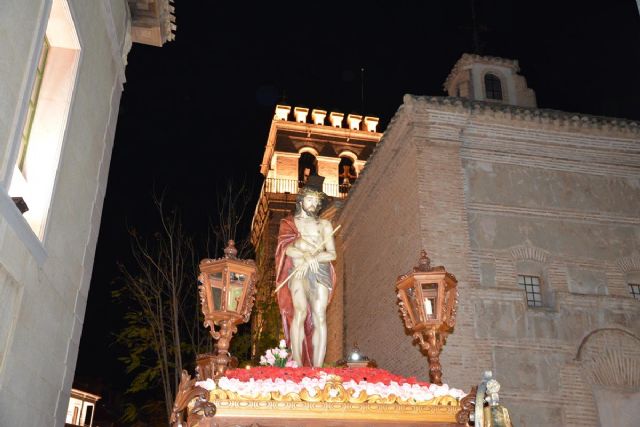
[182,372,464,426]
[194,399,460,426]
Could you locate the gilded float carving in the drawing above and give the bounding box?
[206,374,460,407]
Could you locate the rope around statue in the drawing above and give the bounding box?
[273,224,341,295]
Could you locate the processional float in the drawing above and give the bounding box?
[169,241,512,427]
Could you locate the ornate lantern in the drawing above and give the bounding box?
[198,240,256,379]
[396,250,458,385]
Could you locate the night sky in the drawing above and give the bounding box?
[74,0,640,411]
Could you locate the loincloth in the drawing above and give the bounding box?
[289,263,332,298]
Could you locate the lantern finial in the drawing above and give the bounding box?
[415,250,431,272]
[224,240,238,259]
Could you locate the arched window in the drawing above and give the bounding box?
[484,73,503,100]
[338,156,357,194]
[298,152,317,186]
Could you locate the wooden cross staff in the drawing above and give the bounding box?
[273,225,341,294]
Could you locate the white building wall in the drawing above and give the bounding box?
[0,1,129,426]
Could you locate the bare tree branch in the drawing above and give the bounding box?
[114,184,253,423]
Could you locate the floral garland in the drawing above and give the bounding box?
[196,366,466,403]
[224,366,428,385]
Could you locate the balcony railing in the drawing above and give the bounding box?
[251,178,352,245]
[263,178,349,199]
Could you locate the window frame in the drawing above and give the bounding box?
[518,274,543,308]
[17,38,50,173]
[1,0,82,263]
[484,73,503,101]
[513,252,553,309]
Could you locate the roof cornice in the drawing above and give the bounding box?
[259,119,382,176]
[405,95,640,136]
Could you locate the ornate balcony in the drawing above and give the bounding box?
[251,178,349,247]
[263,178,347,198]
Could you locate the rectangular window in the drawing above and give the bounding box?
[518,275,542,307]
[629,283,640,300]
[8,0,81,239]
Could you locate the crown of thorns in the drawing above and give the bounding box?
[298,186,327,199]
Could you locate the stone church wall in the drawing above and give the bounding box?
[337,106,425,376]
[338,94,640,426]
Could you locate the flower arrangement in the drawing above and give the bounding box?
[195,366,466,403]
[259,340,298,368]
[224,366,427,385]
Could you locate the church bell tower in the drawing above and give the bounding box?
[443,53,537,108]
[249,104,382,360]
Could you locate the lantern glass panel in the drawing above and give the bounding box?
[421,283,438,320]
[406,287,421,324]
[227,283,244,312]
[443,286,452,317]
[211,287,222,311]
[209,273,224,311]
[230,271,246,283]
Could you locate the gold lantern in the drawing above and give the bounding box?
[396,250,458,385]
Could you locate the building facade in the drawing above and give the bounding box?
[65,388,101,427]
[250,106,381,361]
[0,1,172,426]
[335,54,640,426]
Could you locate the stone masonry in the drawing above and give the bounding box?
[337,93,640,426]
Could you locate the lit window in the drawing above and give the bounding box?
[8,0,80,239]
[484,73,503,100]
[518,275,542,307]
[629,283,640,300]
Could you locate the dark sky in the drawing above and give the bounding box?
[75,0,640,401]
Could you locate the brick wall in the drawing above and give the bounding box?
[337,107,426,377]
[337,95,640,426]
[275,154,298,181]
[326,232,344,362]
[317,158,340,185]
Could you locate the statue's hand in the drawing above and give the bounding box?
[294,263,309,279]
[304,252,319,273]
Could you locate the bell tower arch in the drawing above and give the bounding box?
[443,53,537,107]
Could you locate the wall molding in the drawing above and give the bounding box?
[468,202,640,226]
[510,244,549,263]
[99,0,129,89]
[0,188,46,265]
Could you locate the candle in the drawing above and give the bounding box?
[424,298,434,316]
